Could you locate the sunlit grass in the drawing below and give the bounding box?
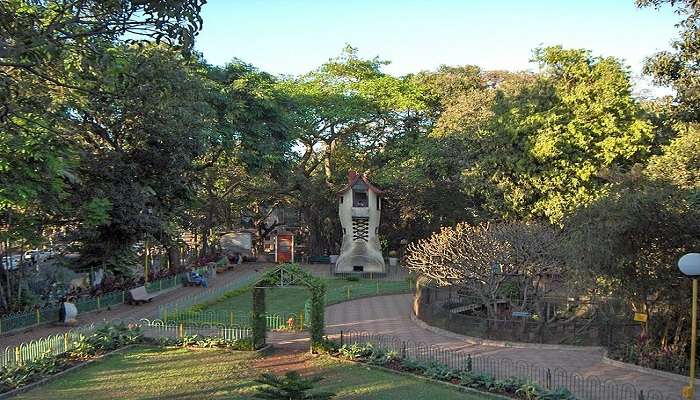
[191,278,409,317]
[16,346,258,399]
[18,346,489,399]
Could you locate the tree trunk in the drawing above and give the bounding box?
[303,205,325,256]
[323,134,337,184]
[200,230,209,258]
[0,272,7,311]
[167,245,182,273]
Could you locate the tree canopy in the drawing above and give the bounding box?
[2,2,699,372]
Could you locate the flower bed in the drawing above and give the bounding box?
[318,341,577,400]
[0,323,251,395]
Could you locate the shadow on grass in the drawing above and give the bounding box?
[17,346,488,400]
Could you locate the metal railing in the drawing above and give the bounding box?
[160,309,306,330]
[414,286,641,346]
[0,268,209,335]
[135,318,251,341]
[1,323,98,368]
[161,278,414,328]
[158,273,261,320]
[325,279,413,305]
[1,318,251,369]
[334,330,681,400]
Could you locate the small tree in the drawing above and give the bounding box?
[254,371,334,400]
[563,176,700,341]
[406,222,510,317]
[405,221,577,326]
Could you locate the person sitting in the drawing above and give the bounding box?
[189,268,208,288]
[59,296,78,325]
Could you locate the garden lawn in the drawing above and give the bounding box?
[17,346,489,399]
[182,277,410,325]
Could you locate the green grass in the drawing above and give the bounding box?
[16,346,257,400]
[173,278,411,326]
[18,346,489,399]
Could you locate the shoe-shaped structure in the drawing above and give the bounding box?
[335,171,385,274]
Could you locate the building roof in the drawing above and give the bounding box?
[336,170,383,196]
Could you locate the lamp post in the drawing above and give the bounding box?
[679,253,700,400]
[144,239,149,285]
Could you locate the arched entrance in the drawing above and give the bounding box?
[251,264,326,351]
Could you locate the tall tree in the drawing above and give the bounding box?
[0,0,207,248]
[280,45,422,255]
[441,47,656,223]
[64,44,216,273]
[639,0,700,121]
[0,0,207,309]
[189,60,293,257]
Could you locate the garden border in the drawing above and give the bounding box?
[333,356,512,400]
[0,344,139,399]
[410,310,606,353]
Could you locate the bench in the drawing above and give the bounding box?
[182,273,198,286]
[182,271,209,287]
[127,286,158,305]
[308,255,331,264]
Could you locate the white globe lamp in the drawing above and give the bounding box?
[679,253,700,400]
[679,253,700,277]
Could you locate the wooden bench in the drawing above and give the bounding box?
[308,255,331,264]
[126,286,158,305]
[182,273,197,286]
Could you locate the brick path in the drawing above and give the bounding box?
[325,294,689,400]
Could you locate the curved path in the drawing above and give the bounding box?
[325,294,687,400]
[3,270,689,399]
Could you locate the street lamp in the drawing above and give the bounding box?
[679,253,700,400]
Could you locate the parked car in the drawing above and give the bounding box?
[1,255,22,270]
[23,249,52,263]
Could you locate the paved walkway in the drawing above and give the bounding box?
[0,263,275,348]
[325,294,688,400]
[3,271,690,399]
[0,263,337,349]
